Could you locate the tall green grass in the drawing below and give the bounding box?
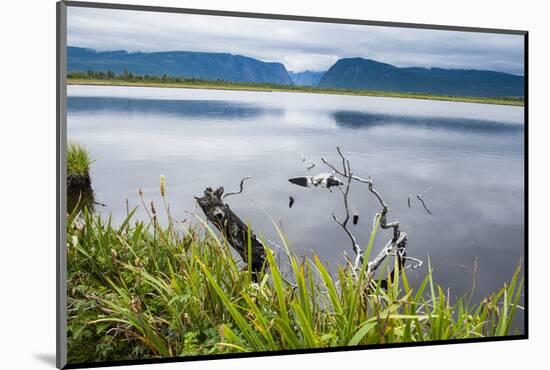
[67,190,524,364]
[67,141,93,179]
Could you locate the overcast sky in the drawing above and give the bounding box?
[67,6,524,75]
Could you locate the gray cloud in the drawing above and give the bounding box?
[67,6,524,74]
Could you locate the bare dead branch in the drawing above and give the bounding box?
[331,165,363,264]
[401,255,423,270]
[321,157,372,185]
[301,152,317,171]
[366,232,407,274]
[367,181,401,241]
[222,176,251,199]
[320,147,417,278]
[337,146,348,176]
[293,147,423,282]
[320,157,340,174]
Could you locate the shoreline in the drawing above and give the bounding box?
[67,79,524,107]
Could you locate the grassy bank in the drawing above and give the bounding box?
[67,142,95,213]
[67,141,92,187]
[67,72,524,106]
[67,187,524,364]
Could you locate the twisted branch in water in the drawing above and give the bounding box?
[416,186,436,215]
[222,176,251,199]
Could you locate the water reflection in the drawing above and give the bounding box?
[68,96,283,120]
[333,110,522,133]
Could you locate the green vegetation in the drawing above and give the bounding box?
[67,181,524,364]
[67,141,93,185]
[67,142,95,212]
[67,71,524,106]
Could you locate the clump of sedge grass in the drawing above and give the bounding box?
[67,142,93,185]
[66,179,524,364]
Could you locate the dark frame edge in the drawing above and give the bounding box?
[57,1,68,369]
[64,335,528,369]
[523,32,529,339]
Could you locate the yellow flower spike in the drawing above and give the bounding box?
[160,174,166,197]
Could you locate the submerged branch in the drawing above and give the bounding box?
[222,176,251,199]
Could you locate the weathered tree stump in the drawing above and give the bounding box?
[195,187,266,274]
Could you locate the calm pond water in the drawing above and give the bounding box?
[67,85,525,308]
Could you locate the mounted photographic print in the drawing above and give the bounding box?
[56,1,528,368]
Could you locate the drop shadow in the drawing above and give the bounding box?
[34,353,56,367]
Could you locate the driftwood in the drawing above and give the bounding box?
[195,148,422,286]
[319,147,422,280]
[195,186,266,274]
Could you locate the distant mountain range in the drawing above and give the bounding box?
[68,46,524,97]
[68,46,293,85]
[318,58,524,97]
[289,71,325,87]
